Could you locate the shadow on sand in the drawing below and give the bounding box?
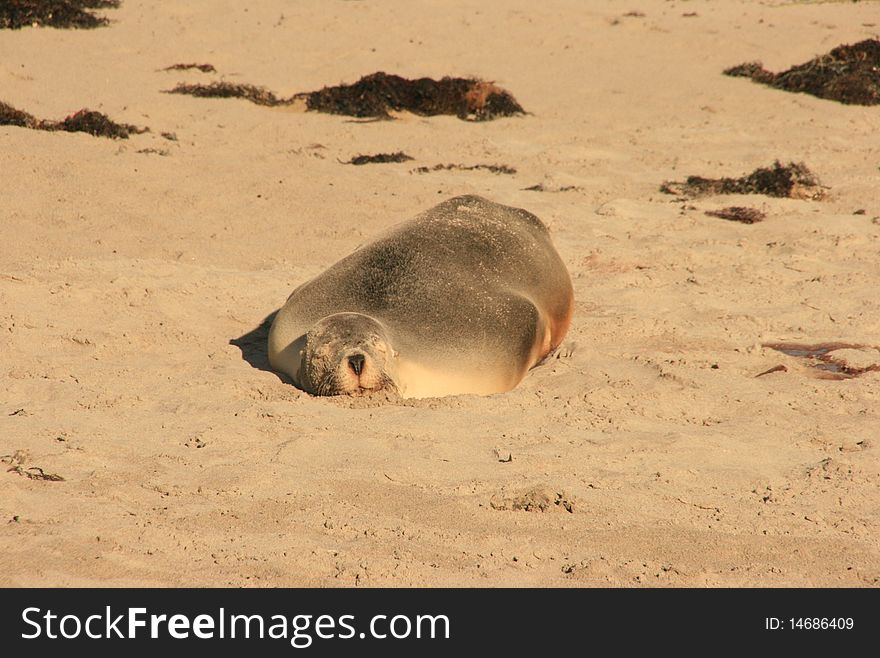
[229,311,290,383]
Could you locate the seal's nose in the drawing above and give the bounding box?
[348,353,365,376]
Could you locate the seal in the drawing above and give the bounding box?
[267,195,573,398]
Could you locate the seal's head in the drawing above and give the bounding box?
[299,313,399,396]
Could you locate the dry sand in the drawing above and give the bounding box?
[1,0,879,586]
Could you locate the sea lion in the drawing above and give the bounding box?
[267,195,573,398]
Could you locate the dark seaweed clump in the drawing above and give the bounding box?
[161,63,216,73]
[661,161,824,199]
[523,183,581,192]
[724,39,880,106]
[304,72,525,121]
[0,0,120,29]
[52,109,145,138]
[704,207,765,224]
[1,101,146,138]
[166,82,289,107]
[0,101,36,127]
[167,72,525,121]
[346,152,413,165]
[413,163,517,175]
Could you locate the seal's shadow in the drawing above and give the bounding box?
[229,311,290,383]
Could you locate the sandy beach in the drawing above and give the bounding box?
[1,0,879,586]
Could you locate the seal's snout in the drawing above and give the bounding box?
[298,313,400,396]
[348,353,365,376]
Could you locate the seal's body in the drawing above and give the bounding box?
[268,195,573,398]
